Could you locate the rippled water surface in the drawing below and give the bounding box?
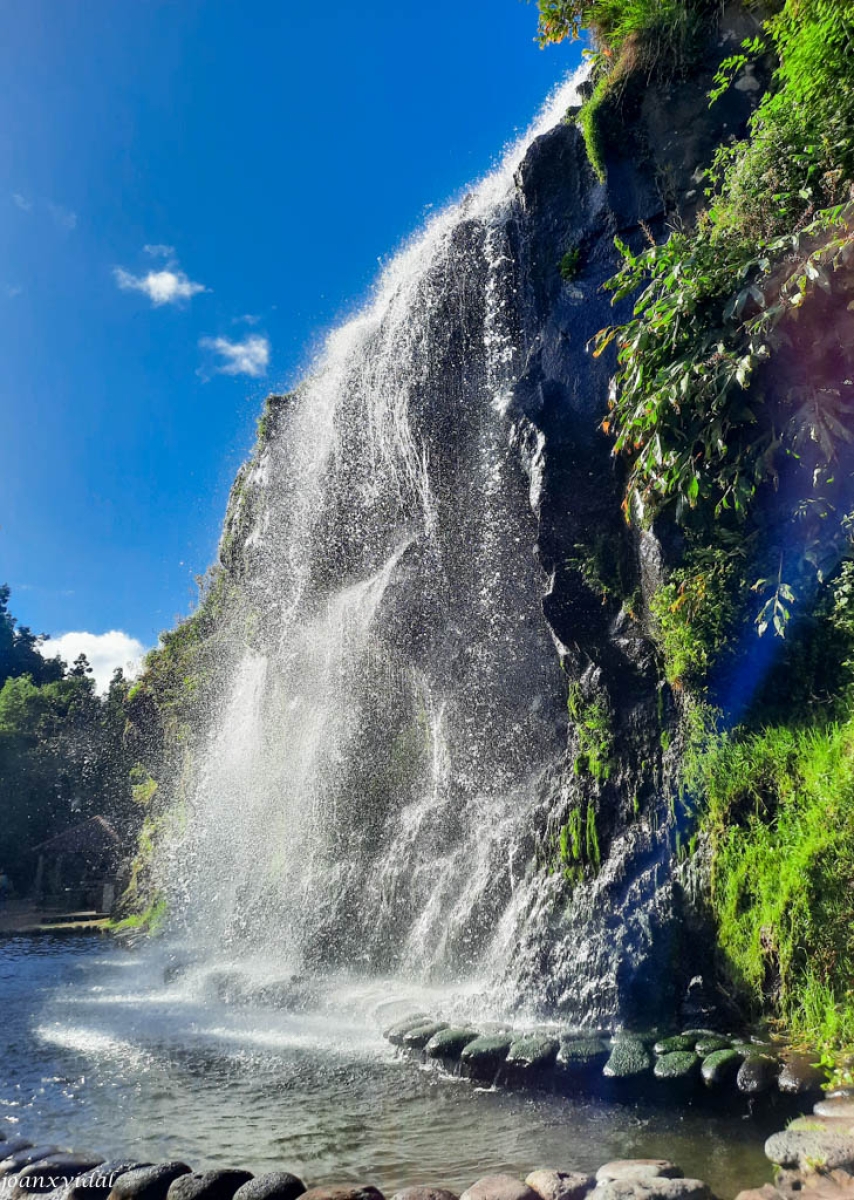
[0,936,775,1197]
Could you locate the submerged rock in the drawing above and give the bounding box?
[459,1176,539,1200]
[167,1171,253,1200]
[701,1049,743,1087]
[653,1053,700,1082]
[460,1034,514,1078]
[505,1034,559,1072]
[389,1190,459,1200]
[108,1164,193,1200]
[425,1028,479,1060]
[603,1040,652,1079]
[233,1175,306,1200]
[594,1182,711,1200]
[402,1022,450,1050]
[778,1056,826,1096]
[737,1055,778,1095]
[67,1164,150,1200]
[1,1151,63,1181]
[300,1189,384,1200]
[525,1169,593,1200]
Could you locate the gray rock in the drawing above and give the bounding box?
[788,1116,854,1134]
[460,1034,514,1078]
[506,1034,559,1071]
[603,1040,652,1079]
[460,1177,538,1200]
[300,1189,384,1200]
[653,1037,695,1056]
[525,1170,593,1200]
[765,1131,854,1172]
[0,1145,35,1163]
[653,1053,700,1082]
[1,1152,63,1182]
[66,1164,150,1200]
[694,1037,731,1057]
[390,1190,458,1200]
[13,1155,106,1196]
[593,1181,710,1200]
[384,1015,431,1044]
[167,1171,253,1200]
[737,1054,778,1095]
[595,1164,683,1185]
[425,1028,479,1061]
[816,1100,854,1120]
[402,1022,449,1050]
[778,1056,826,1096]
[108,1164,193,1200]
[701,1048,744,1087]
[232,1175,306,1200]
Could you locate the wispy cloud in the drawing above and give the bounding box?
[114,265,208,307]
[4,284,22,299]
[143,243,175,258]
[233,313,261,326]
[38,630,147,694]
[12,192,32,212]
[199,333,270,378]
[47,202,77,231]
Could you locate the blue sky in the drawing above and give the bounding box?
[0,0,579,681]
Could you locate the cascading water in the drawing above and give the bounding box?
[157,73,591,1005]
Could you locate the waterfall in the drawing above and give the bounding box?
[160,71,588,1006]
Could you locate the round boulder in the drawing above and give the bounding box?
[594,1182,710,1200]
[603,1040,652,1080]
[506,1035,559,1073]
[524,1170,592,1200]
[384,1015,430,1045]
[1,1151,63,1182]
[595,1164,682,1185]
[13,1155,106,1197]
[167,1171,253,1200]
[402,1023,450,1051]
[653,1053,700,1083]
[653,1037,695,1056]
[67,1164,150,1200]
[694,1037,731,1057]
[300,1188,384,1200]
[701,1049,743,1087]
[556,1039,609,1076]
[389,1189,458,1200]
[815,1098,854,1120]
[233,1177,306,1200]
[765,1130,854,1172]
[108,1164,193,1200]
[777,1056,826,1096]
[460,1034,513,1079]
[737,1054,778,1095]
[460,1177,538,1200]
[425,1029,479,1061]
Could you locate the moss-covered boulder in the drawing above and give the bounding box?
[384,1014,430,1045]
[694,1036,731,1056]
[402,1021,449,1050]
[556,1037,610,1075]
[737,1053,778,1095]
[653,1035,696,1056]
[604,1038,652,1079]
[701,1048,743,1087]
[506,1033,560,1072]
[425,1027,479,1061]
[653,1052,701,1082]
[460,1033,514,1079]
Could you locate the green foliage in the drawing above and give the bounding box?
[690,715,854,1057]
[577,76,610,184]
[559,244,582,281]
[535,0,717,65]
[110,895,168,936]
[566,530,629,604]
[568,682,614,779]
[555,801,601,880]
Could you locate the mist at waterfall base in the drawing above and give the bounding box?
[3,74,775,1198]
[4,936,775,1197]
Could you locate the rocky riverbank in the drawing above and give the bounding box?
[4,1092,854,1200]
[384,1015,826,1110]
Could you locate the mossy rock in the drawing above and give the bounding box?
[604,1038,652,1079]
[425,1027,479,1060]
[695,1036,732,1056]
[737,1053,778,1095]
[653,1035,697,1055]
[654,1051,701,1082]
[384,1013,430,1044]
[701,1048,744,1087]
[506,1033,560,1071]
[460,1033,514,1076]
[402,1021,449,1050]
[556,1038,610,1074]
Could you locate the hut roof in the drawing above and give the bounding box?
[32,816,121,856]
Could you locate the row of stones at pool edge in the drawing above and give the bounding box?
[741,1087,854,1200]
[383,1014,826,1102]
[0,1127,752,1200]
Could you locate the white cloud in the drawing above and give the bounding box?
[114,266,207,306]
[143,243,175,258]
[39,630,147,694]
[12,192,32,211]
[233,313,261,326]
[199,333,269,378]
[47,202,77,230]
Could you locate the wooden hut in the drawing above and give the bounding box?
[32,816,121,914]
